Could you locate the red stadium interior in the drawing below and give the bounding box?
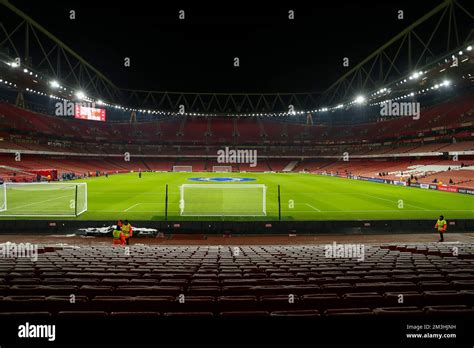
[1,93,474,187]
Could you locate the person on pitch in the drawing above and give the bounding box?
[435,215,447,242]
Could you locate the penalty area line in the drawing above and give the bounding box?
[123,203,141,212]
[7,194,72,211]
[305,203,321,212]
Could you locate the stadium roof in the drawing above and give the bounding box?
[0,0,473,114]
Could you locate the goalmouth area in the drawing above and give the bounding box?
[0,182,87,217]
[179,184,267,216]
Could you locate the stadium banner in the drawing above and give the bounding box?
[323,172,470,196]
[368,177,385,183]
[438,185,459,193]
[458,188,474,195]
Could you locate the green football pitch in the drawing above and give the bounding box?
[1,172,473,221]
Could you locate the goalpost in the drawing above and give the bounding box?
[212,166,232,172]
[179,184,266,216]
[173,166,192,172]
[0,182,87,217]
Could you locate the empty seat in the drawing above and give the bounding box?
[57,311,108,317]
[301,293,342,310]
[383,292,424,307]
[0,312,52,318]
[171,296,215,312]
[220,311,269,317]
[163,312,214,317]
[221,285,255,296]
[325,308,375,316]
[373,307,424,316]
[270,310,320,317]
[9,285,77,296]
[260,295,300,311]
[78,285,114,297]
[321,283,353,294]
[110,312,161,317]
[133,296,175,312]
[451,280,474,290]
[424,305,474,316]
[342,292,383,308]
[186,286,221,296]
[2,296,48,312]
[217,296,258,312]
[422,291,465,305]
[90,296,136,312]
[460,290,474,305]
[114,286,170,296]
[418,281,452,291]
[45,295,89,313]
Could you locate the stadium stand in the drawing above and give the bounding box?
[1,94,474,182]
[1,243,473,317]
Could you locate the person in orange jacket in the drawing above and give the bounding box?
[122,220,133,245]
[112,225,125,246]
[435,215,447,242]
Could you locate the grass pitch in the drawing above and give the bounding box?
[1,172,473,221]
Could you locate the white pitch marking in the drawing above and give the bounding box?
[305,203,321,212]
[8,194,72,211]
[359,193,430,211]
[123,203,141,212]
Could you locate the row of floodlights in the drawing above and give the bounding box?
[370,80,451,106]
[3,44,472,116]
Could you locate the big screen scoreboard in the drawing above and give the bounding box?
[74,105,106,122]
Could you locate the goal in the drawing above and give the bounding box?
[0,182,87,217]
[179,184,266,216]
[173,166,192,172]
[212,166,232,172]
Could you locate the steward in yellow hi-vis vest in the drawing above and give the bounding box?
[112,226,125,246]
[435,215,447,242]
[121,220,133,245]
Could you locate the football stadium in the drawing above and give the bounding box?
[0,0,473,346]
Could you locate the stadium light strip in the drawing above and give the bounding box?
[1,43,472,118]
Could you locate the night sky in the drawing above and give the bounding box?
[9,0,446,93]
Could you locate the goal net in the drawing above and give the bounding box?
[212,166,232,172]
[179,184,266,216]
[0,182,87,217]
[173,166,192,172]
